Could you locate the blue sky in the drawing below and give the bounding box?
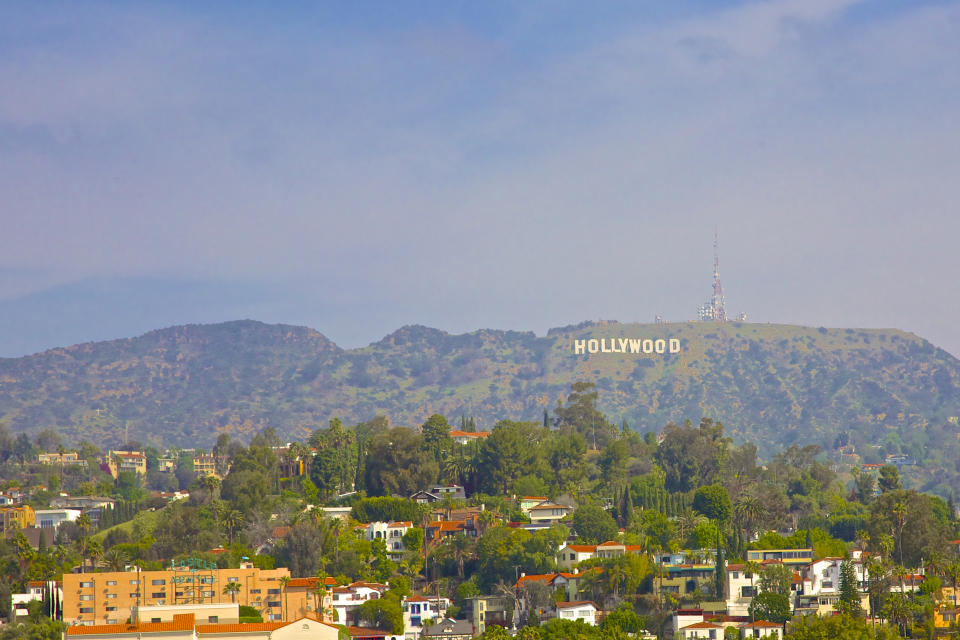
[1,0,959,357]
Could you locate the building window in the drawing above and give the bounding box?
[79,607,93,614]
[130,580,138,585]
[106,606,117,612]
[208,616,219,623]
[151,579,165,586]
[106,619,117,624]
[79,595,93,601]
[268,614,282,621]
[268,589,281,595]
[79,581,94,588]
[250,589,261,594]
[151,592,165,598]
[105,593,117,599]
[151,618,161,623]
[106,580,117,586]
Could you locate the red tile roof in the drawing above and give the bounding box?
[67,613,195,635]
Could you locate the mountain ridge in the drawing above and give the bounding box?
[1,319,958,459]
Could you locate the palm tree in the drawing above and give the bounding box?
[744,560,763,621]
[442,533,475,578]
[734,495,768,543]
[87,540,104,572]
[945,562,960,608]
[223,581,242,603]
[892,502,908,568]
[279,575,290,621]
[104,548,128,572]
[76,513,92,573]
[220,509,244,545]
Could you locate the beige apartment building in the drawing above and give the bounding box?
[107,451,148,478]
[63,564,291,627]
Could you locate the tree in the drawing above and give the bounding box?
[837,559,862,617]
[655,419,730,492]
[714,531,725,599]
[553,382,617,450]
[356,598,404,634]
[878,465,901,493]
[693,484,732,523]
[223,581,242,603]
[748,591,790,624]
[787,614,878,640]
[309,418,359,497]
[758,564,793,596]
[572,505,618,544]
[421,414,452,462]
[364,428,438,496]
[480,421,548,494]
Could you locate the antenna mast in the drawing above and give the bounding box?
[712,231,727,322]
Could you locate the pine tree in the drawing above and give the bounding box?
[837,559,862,616]
[543,409,550,428]
[623,485,634,527]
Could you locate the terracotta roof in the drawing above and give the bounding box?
[528,502,566,510]
[521,496,548,501]
[68,613,195,635]
[388,521,412,527]
[287,576,338,588]
[197,621,286,633]
[449,430,490,438]
[347,625,396,637]
[429,521,467,532]
[741,620,782,628]
[566,544,597,553]
[683,621,724,629]
[556,600,598,609]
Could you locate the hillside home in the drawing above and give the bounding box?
[330,582,388,627]
[740,621,783,638]
[0,504,35,531]
[449,430,490,445]
[63,613,340,639]
[401,595,450,639]
[38,451,87,467]
[420,618,473,640]
[107,450,147,478]
[745,548,813,567]
[679,621,724,639]
[465,595,514,635]
[34,508,81,530]
[523,501,572,525]
[364,521,412,556]
[554,601,598,625]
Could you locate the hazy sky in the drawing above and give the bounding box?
[2,1,959,357]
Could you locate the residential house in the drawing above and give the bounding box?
[50,495,116,511]
[554,601,598,625]
[558,544,599,570]
[401,595,450,639]
[364,521,412,556]
[34,508,82,531]
[449,430,490,445]
[795,554,868,616]
[0,504,35,531]
[420,618,472,640]
[107,451,147,478]
[679,621,724,639]
[280,576,337,622]
[38,451,87,467]
[739,621,784,638]
[329,582,388,627]
[465,595,514,635]
[428,485,466,501]
[745,548,813,567]
[523,501,572,525]
[193,455,218,478]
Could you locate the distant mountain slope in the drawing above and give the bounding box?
[1,319,958,454]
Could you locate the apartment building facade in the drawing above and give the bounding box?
[63,564,291,627]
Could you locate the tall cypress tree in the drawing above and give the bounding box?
[715,530,725,599]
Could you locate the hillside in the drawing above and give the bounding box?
[0,320,958,457]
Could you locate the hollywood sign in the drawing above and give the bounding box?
[573,337,682,355]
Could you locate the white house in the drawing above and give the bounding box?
[34,508,82,531]
[740,620,784,638]
[557,544,598,570]
[524,501,572,525]
[402,595,450,639]
[680,621,724,639]
[330,582,387,626]
[726,564,760,616]
[364,521,412,556]
[555,601,598,625]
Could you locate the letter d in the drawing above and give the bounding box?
[669,339,681,353]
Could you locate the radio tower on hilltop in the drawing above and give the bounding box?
[698,231,728,322]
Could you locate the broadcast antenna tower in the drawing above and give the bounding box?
[711,231,727,322]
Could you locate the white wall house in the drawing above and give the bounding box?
[555,601,598,625]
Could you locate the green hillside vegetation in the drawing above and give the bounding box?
[0,319,958,471]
